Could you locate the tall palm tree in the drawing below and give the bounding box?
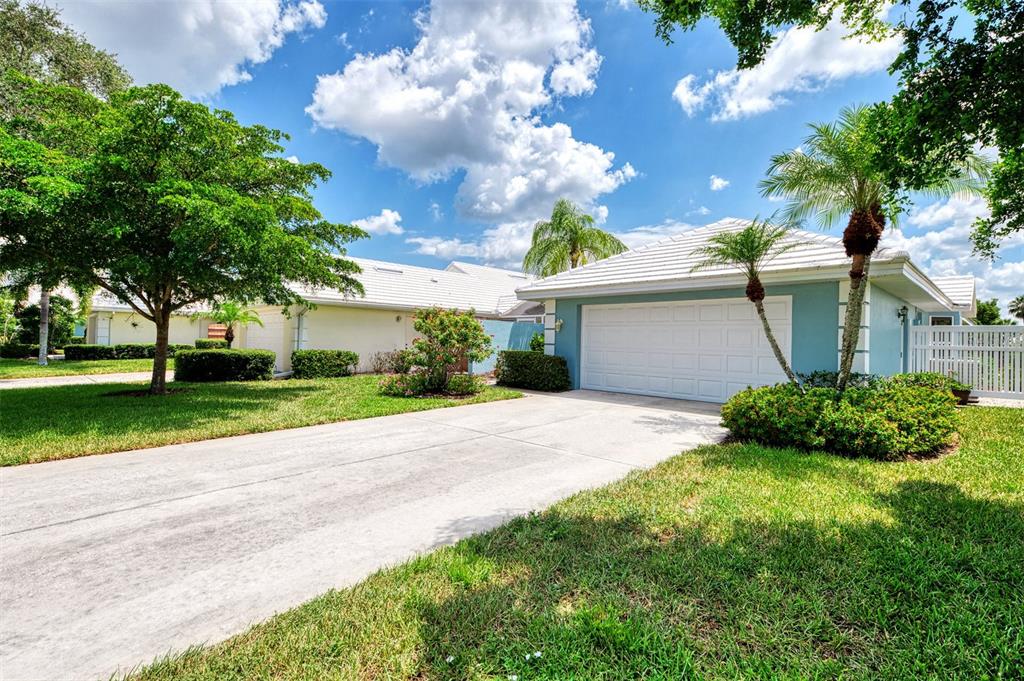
[204,301,263,348]
[523,199,627,277]
[1009,295,1024,325]
[760,105,989,391]
[691,217,802,387]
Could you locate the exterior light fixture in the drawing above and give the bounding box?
[897,306,909,322]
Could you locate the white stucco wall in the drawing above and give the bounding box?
[301,306,417,372]
[88,312,207,346]
[238,306,296,372]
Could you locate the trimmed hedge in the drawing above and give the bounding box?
[173,349,275,382]
[195,338,229,349]
[114,343,155,359]
[495,350,571,391]
[66,336,86,345]
[291,349,359,379]
[0,343,40,359]
[721,383,957,460]
[64,344,117,360]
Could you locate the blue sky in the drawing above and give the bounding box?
[56,0,1022,313]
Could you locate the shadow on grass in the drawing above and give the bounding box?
[415,480,1024,679]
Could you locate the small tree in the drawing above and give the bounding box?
[2,81,367,393]
[411,308,492,392]
[202,301,263,348]
[691,218,802,387]
[972,299,1010,326]
[15,293,77,347]
[1009,296,1024,325]
[523,198,627,276]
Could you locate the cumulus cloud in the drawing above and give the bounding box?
[709,175,730,191]
[353,208,405,235]
[672,14,901,121]
[614,220,700,249]
[307,0,632,223]
[56,0,327,98]
[884,195,1024,314]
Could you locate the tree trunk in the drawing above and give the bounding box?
[224,324,234,348]
[150,312,171,395]
[37,289,49,366]
[753,298,801,389]
[836,254,872,391]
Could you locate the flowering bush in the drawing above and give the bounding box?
[409,307,492,392]
[378,371,430,397]
[445,373,483,396]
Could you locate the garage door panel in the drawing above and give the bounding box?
[581,296,792,404]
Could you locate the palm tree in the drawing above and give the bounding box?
[204,301,263,348]
[691,217,802,387]
[1010,295,1024,325]
[523,198,627,277]
[760,105,989,391]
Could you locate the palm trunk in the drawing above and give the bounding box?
[836,254,872,391]
[150,313,170,395]
[224,324,234,348]
[754,298,801,388]
[37,289,49,366]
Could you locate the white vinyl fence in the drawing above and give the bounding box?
[909,325,1024,397]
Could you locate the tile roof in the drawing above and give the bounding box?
[517,218,908,296]
[929,275,975,308]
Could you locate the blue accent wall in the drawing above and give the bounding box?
[471,320,543,374]
[553,282,839,389]
[870,284,909,376]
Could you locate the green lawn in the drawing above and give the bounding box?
[130,407,1022,680]
[0,357,167,379]
[0,375,520,466]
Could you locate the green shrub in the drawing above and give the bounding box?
[67,336,85,345]
[797,370,882,389]
[195,338,229,349]
[378,371,430,397]
[529,332,544,352]
[173,349,275,382]
[64,344,117,360]
[371,348,415,374]
[494,350,571,391]
[114,343,156,359]
[168,344,193,357]
[445,373,484,396]
[291,349,359,379]
[15,295,78,347]
[721,383,957,460]
[888,371,970,392]
[410,307,493,392]
[0,343,39,359]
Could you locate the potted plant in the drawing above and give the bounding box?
[949,374,972,405]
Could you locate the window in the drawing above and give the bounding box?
[930,315,954,326]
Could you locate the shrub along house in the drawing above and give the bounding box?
[516,219,977,404]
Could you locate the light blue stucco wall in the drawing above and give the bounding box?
[869,285,909,376]
[553,282,840,389]
[471,320,543,374]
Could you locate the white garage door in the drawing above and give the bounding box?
[581,297,792,403]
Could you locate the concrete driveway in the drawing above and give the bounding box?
[0,390,723,680]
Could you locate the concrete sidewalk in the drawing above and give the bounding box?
[0,371,171,390]
[0,390,723,680]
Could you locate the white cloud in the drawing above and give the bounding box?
[709,175,730,191]
[307,0,633,223]
[353,208,405,235]
[429,201,444,221]
[687,205,711,216]
[614,220,699,249]
[337,32,351,50]
[673,14,901,121]
[884,195,1024,315]
[56,0,327,97]
[285,155,300,164]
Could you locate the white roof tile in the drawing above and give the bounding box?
[517,218,909,296]
[929,275,975,308]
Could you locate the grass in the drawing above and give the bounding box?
[0,374,520,466]
[0,357,168,379]
[130,407,1022,680]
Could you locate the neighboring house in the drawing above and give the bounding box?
[516,218,977,404]
[85,291,212,346]
[236,259,540,372]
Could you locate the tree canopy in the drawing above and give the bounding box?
[972,299,1010,325]
[0,80,367,392]
[638,0,1021,256]
[523,199,627,277]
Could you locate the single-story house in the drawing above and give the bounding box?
[237,259,541,372]
[515,218,977,404]
[83,260,541,373]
